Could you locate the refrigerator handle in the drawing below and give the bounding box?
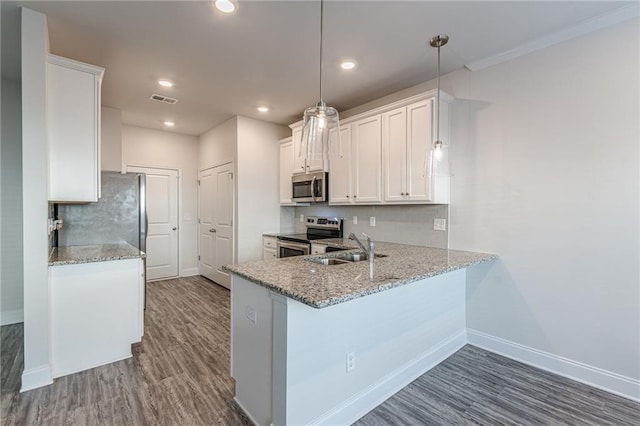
[139,173,148,253]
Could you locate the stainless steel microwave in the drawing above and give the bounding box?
[291,172,327,203]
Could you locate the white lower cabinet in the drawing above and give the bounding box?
[47,54,104,203]
[263,236,278,260]
[49,258,144,378]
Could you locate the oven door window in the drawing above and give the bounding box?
[280,246,306,258]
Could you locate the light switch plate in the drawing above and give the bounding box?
[353,216,358,225]
[434,218,447,231]
[300,214,304,222]
[370,217,376,227]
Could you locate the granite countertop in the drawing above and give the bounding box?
[49,242,146,266]
[223,241,497,309]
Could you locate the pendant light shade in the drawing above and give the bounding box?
[301,102,340,160]
[300,0,341,160]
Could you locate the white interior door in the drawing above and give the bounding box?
[199,163,234,289]
[127,166,179,280]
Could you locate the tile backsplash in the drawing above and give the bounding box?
[292,204,449,248]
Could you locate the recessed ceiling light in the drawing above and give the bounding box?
[215,0,236,13]
[158,79,174,87]
[257,106,269,113]
[164,121,175,127]
[340,60,357,70]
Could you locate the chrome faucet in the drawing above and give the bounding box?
[349,232,375,280]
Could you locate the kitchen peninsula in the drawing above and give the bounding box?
[224,242,496,426]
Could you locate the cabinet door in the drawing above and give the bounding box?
[352,116,382,203]
[382,107,407,202]
[329,125,352,204]
[279,139,294,205]
[263,247,277,261]
[48,59,102,202]
[291,127,307,174]
[406,100,434,201]
[292,126,326,173]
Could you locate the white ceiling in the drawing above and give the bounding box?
[1,1,635,136]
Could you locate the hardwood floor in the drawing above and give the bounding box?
[356,345,640,426]
[1,276,249,426]
[2,275,639,425]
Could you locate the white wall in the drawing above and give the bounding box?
[122,125,199,276]
[1,78,24,325]
[236,116,288,262]
[101,106,122,172]
[198,116,287,264]
[198,116,237,169]
[20,7,53,391]
[445,19,639,385]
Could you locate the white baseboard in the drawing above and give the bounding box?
[21,365,53,392]
[467,329,640,402]
[1,309,24,326]
[311,330,467,426]
[181,267,199,277]
[234,397,259,426]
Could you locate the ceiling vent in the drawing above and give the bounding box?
[149,94,178,105]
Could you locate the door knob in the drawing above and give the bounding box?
[209,228,217,233]
[172,227,177,231]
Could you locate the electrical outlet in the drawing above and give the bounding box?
[434,218,447,231]
[300,214,304,222]
[346,352,356,373]
[370,217,376,227]
[353,216,358,225]
[245,306,257,324]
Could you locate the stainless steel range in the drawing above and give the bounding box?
[277,216,343,258]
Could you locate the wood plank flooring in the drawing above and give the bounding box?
[1,276,249,426]
[2,275,639,425]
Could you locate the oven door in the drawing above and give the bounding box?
[277,240,310,258]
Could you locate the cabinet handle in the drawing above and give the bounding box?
[354,195,357,198]
[401,192,405,196]
[209,228,216,233]
[346,195,350,198]
[406,192,409,196]
[301,166,305,170]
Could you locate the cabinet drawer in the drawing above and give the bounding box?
[263,236,277,248]
[263,247,277,261]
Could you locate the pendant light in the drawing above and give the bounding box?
[300,0,341,160]
[430,34,448,161]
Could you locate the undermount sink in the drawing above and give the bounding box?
[307,252,388,266]
[334,252,388,262]
[309,258,351,266]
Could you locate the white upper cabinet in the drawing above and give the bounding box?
[290,89,452,206]
[291,125,327,174]
[351,116,382,204]
[328,125,352,204]
[47,54,104,202]
[382,107,408,202]
[383,99,437,203]
[279,137,295,206]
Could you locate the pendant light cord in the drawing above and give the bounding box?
[319,0,324,104]
[435,44,440,143]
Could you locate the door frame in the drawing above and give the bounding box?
[198,161,236,281]
[124,163,183,278]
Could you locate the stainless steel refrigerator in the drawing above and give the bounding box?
[57,171,147,252]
